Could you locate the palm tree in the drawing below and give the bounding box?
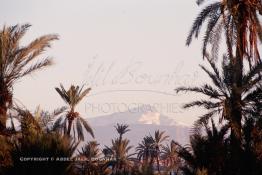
[175,119,229,175]
[162,140,181,175]
[104,124,134,175]
[55,84,94,141]
[136,136,155,165]
[102,146,114,161]
[6,107,78,175]
[104,138,134,175]
[8,132,78,175]
[187,0,262,147]
[151,130,169,175]
[176,53,262,173]
[177,47,262,174]
[187,0,262,61]
[15,106,66,133]
[115,123,130,142]
[111,138,134,174]
[77,141,101,175]
[185,1,262,173]
[176,53,262,136]
[0,24,58,133]
[80,141,100,159]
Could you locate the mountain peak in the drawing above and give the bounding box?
[138,112,160,125]
[88,105,188,127]
[86,105,190,147]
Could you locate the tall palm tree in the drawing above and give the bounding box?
[151,130,169,175]
[104,124,134,175]
[185,1,262,173]
[162,140,181,175]
[0,24,58,133]
[186,0,262,146]
[111,138,134,174]
[175,119,229,175]
[187,0,262,61]
[176,54,262,137]
[55,84,94,141]
[176,54,262,174]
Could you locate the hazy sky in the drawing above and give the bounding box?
[0,0,211,125]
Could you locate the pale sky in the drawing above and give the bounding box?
[0,0,211,125]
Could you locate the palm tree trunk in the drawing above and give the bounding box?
[0,80,13,135]
[67,119,73,136]
[149,157,154,174]
[0,106,7,133]
[231,51,242,142]
[230,9,246,174]
[0,85,8,133]
[156,156,161,175]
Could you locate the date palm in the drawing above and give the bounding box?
[77,141,101,175]
[104,124,134,175]
[187,0,262,61]
[151,130,169,175]
[6,107,78,175]
[9,134,78,175]
[176,54,262,174]
[136,136,155,166]
[186,2,262,169]
[111,138,134,174]
[175,119,229,175]
[14,106,66,133]
[80,141,100,159]
[115,123,130,142]
[16,106,56,137]
[0,24,58,133]
[186,0,262,148]
[55,84,94,141]
[176,54,262,136]
[162,140,181,175]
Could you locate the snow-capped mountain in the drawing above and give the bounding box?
[86,105,190,148]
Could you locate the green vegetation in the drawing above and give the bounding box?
[0,0,262,174]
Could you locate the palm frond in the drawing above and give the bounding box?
[55,84,70,105]
[52,116,63,132]
[176,85,223,99]
[186,2,221,46]
[16,34,58,64]
[76,87,91,105]
[79,117,94,138]
[243,62,262,86]
[183,100,220,109]
[202,9,222,57]
[76,117,84,141]
[191,110,219,135]
[114,123,130,136]
[199,65,224,90]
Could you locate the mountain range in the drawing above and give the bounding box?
[85,105,190,149]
